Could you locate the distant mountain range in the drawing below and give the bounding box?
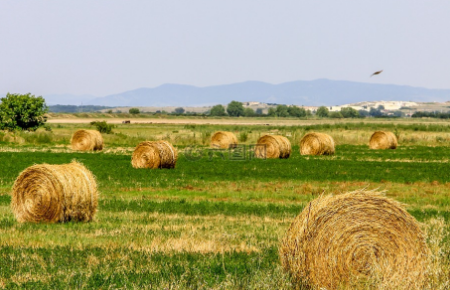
[42,79,450,107]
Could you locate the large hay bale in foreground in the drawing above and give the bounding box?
[280,191,430,289]
[71,129,103,151]
[131,141,178,169]
[210,131,238,149]
[369,131,398,149]
[299,132,335,155]
[11,161,98,223]
[255,135,291,159]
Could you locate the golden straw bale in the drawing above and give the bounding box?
[369,131,398,149]
[11,161,98,223]
[71,129,103,151]
[131,141,178,169]
[255,135,291,159]
[210,131,238,149]
[299,132,335,155]
[280,191,430,289]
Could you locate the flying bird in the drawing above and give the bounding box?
[370,70,383,77]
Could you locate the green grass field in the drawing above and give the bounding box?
[1,120,450,289]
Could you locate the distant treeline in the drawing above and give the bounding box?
[48,105,112,113]
[48,102,414,119]
[412,111,450,119]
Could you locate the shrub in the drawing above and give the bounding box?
[129,108,140,114]
[90,121,114,134]
[44,125,53,132]
[239,132,249,142]
[174,107,185,114]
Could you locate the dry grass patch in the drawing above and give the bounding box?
[1,211,288,254]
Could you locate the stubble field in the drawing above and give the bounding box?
[1,117,450,289]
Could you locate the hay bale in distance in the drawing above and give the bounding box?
[71,129,103,151]
[280,191,430,289]
[299,132,335,155]
[131,140,178,169]
[11,161,98,223]
[369,131,398,149]
[255,135,291,159]
[210,131,238,149]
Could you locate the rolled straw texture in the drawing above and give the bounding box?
[11,161,98,223]
[210,131,238,149]
[131,141,178,169]
[255,135,291,159]
[299,132,335,155]
[280,191,430,289]
[369,131,398,149]
[71,129,103,151]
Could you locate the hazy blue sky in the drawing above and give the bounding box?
[1,1,449,97]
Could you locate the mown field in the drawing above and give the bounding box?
[1,119,450,289]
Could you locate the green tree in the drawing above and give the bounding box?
[255,108,263,115]
[306,109,312,117]
[329,111,344,118]
[275,105,289,117]
[358,110,369,117]
[340,107,360,118]
[129,108,140,114]
[287,106,307,117]
[0,93,48,131]
[226,101,245,117]
[393,110,405,117]
[268,107,277,117]
[316,106,329,117]
[243,108,255,117]
[174,107,185,114]
[369,107,383,117]
[209,104,227,116]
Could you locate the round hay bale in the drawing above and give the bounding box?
[71,129,103,151]
[11,161,98,223]
[131,140,178,169]
[280,191,430,289]
[210,131,238,149]
[299,132,335,155]
[369,131,398,149]
[255,135,291,159]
